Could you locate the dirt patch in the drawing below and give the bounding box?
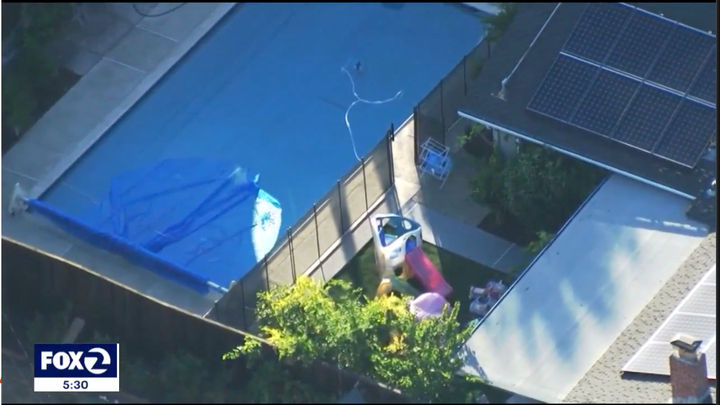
[2,67,81,155]
[477,211,536,248]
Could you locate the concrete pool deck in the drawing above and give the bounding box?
[2,3,236,316]
[2,2,525,319]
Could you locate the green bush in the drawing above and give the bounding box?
[471,143,607,234]
[225,277,484,403]
[3,3,73,132]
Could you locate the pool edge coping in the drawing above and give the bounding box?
[29,2,238,200]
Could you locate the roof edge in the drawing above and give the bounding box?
[457,111,696,200]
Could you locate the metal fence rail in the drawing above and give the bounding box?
[414,38,495,163]
[213,126,396,329]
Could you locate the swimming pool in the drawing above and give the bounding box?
[40,3,484,292]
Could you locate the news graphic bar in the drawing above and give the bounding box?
[34,378,120,393]
[34,343,120,393]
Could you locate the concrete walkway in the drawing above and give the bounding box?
[2,3,236,316]
[304,116,532,285]
[391,116,532,272]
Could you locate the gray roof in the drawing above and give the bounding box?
[565,234,716,403]
[628,3,717,32]
[459,3,716,200]
[460,174,710,403]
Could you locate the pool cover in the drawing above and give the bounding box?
[28,159,281,293]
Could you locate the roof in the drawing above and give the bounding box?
[460,174,710,403]
[565,234,716,403]
[459,3,716,200]
[627,3,717,33]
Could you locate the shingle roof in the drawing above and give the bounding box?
[460,3,716,199]
[565,233,716,404]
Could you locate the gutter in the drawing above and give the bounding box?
[457,111,696,200]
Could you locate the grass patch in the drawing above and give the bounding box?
[335,240,516,324]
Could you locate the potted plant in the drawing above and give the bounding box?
[457,123,494,159]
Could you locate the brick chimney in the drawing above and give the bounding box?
[669,333,712,404]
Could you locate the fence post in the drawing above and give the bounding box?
[313,204,321,261]
[263,255,270,290]
[387,126,395,182]
[361,158,368,210]
[287,228,297,282]
[463,55,468,96]
[337,180,344,232]
[413,106,420,165]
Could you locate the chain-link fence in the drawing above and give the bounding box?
[414,38,495,163]
[211,126,396,330]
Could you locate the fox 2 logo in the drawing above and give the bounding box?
[34,344,119,379]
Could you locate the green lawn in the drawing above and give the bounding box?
[334,241,516,323]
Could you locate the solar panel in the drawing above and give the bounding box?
[653,100,716,167]
[570,70,640,137]
[612,84,682,151]
[605,11,676,78]
[623,265,716,379]
[530,5,717,169]
[527,54,600,122]
[563,3,633,64]
[646,28,716,93]
[688,47,717,105]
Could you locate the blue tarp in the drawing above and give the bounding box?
[29,159,281,293]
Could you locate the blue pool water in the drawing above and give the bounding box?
[42,3,483,290]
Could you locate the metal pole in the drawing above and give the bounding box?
[413,106,420,165]
[287,228,296,282]
[337,180,344,232]
[313,204,321,259]
[361,158,368,210]
[463,55,468,96]
[387,126,395,182]
[263,256,270,290]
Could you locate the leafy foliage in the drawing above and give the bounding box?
[481,4,519,44]
[471,143,607,235]
[526,231,555,254]
[225,277,480,402]
[3,3,73,134]
[457,123,486,148]
[2,72,37,135]
[471,4,607,244]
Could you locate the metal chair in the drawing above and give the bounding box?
[418,138,452,189]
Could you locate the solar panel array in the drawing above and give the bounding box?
[623,265,716,379]
[527,3,717,168]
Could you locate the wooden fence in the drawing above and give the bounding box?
[1,237,406,403]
